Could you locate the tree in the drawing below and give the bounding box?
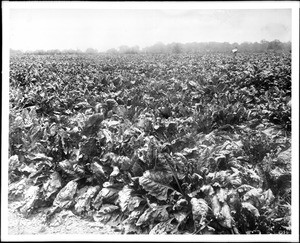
[282,41,291,52]
[10,49,23,55]
[118,45,130,54]
[85,48,98,54]
[131,45,140,54]
[171,43,183,54]
[47,49,61,55]
[240,42,251,52]
[106,48,118,54]
[143,42,166,54]
[267,40,283,52]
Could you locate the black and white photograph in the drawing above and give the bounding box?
[2,1,299,242]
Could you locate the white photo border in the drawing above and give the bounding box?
[2,1,299,242]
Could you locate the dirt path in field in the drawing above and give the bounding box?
[7,202,121,235]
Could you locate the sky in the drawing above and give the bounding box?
[9,8,291,52]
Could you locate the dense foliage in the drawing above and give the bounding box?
[8,52,291,234]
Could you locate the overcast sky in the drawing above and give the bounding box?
[9,8,291,52]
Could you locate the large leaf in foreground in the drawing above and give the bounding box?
[53,180,78,209]
[136,204,169,226]
[149,219,177,234]
[18,185,40,217]
[93,204,126,226]
[74,186,100,214]
[93,186,120,205]
[242,202,260,217]
[117,185,143,212]
[8,178,29,200]
[191,198,209,222]
[42,171,62,201]
[218,202,234,229]
[139,170,174,201]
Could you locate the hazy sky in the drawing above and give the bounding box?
[9,8,291,52]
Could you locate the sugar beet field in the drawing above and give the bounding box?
[8,52,292,234]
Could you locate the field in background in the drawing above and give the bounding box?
[8,52,291,234]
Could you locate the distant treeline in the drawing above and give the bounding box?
[10,39,291,55]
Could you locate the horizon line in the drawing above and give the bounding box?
[10,39,292,53]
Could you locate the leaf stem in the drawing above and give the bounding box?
[163,153,188,201]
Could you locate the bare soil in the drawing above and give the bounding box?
[7,201,122,235]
